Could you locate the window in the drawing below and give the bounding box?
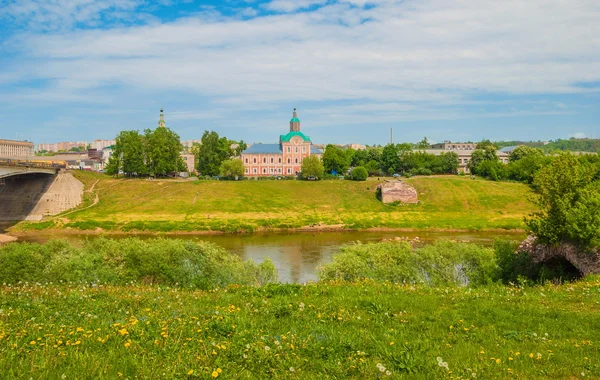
[245,158,248,164]
[295,158,298,164]
[287,168,291,174]
[253,168,257,174]
[263,157,266,163]
[253,158,256,164]
[263,168,266,174]
[302,146,306,153]
[287,147,290,153]
[295,147,298,153]
[245,168,249,173]
[270,168,274,173]
[270,157,273,164]
[287,158,291,164]
[278,168,281,173]
[278,158,281,163]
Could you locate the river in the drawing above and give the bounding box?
[14,230,525,283]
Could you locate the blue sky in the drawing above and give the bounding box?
[0,0,599,146]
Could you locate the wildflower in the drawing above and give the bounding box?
[389,341,394,346]
[495,359,501,364]
[187,370,193,375]
[124,342,131,348]
[289,367,295,372]
[30,341,36,345]
[264,346,271,351]
[211,371,219,378]
[529,353,534,358]
[118,328,128,336]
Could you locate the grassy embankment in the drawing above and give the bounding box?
[14,171,535,233]
[0,280,598,378]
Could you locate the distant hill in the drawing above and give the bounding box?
[496,138,600,153]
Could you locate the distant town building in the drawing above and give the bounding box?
[36,141,88,152]
[0,139,34,158]
[425,149,509,173]
[181,153,195,173]
[241,109,323,177]
[91,139,116,150]
[431,141,477,150]
[182,140,201,150]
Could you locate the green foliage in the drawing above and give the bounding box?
[319,241,497,286]
[0,238,277,288]
[526,153,600,247]
[196,131,233,176]
[348,166,368,181]
[109,130,148,177]
[380,144,400,175]
[300,155,325,179]
[468,147,505,180]
[476,139,499,150]
[506,147,548,183]
[219,158,245,179]
[322,144,350,174]
[144,127,185,176]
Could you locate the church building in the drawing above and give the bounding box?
[241,109,323,177]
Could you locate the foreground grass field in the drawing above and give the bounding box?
[1,280,598,378]
[15,172,535,233]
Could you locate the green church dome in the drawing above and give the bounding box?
[290,117,300,123]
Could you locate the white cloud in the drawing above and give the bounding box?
[1,0,600,133]
[263,0,329,13]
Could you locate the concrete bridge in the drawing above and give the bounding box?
[0,158,64,179]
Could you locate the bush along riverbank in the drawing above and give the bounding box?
[0,239,598,378]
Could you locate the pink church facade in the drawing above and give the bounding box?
[241,109,323,177]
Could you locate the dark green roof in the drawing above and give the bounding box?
[280,131,311,143]
[290,117,300,123]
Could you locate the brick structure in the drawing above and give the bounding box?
[241,109,323,177]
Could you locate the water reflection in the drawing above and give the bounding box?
[16,230,525,283]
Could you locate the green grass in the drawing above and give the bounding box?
[15,172,536,233]
[1,279,599,378]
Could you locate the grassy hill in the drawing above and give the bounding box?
[16,172,536,233]
[1,279,599,378]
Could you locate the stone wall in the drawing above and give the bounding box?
[519,236,600,276]
[377,180,418,204]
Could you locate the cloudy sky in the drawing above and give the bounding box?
[1,0,599,145]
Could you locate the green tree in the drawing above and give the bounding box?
[380,144,400,175]
[322,145,350,174]
[416,137,430,149]
[507,146,547,183]
[109,130,147,177]
[219,159,245,179]
[234,140,248,156]
[145,127,185,177]
[300,156,325,179]
[348,166,368,181]
[197,131,233,177]
[476,139,498,150]
[468,146,501,177]
[526,153,600,247]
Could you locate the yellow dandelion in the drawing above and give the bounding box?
[389,341,394,346]
[30,341,36,345]
[496,359,501,364]
[211,370,219,378]
[187,370,193,375]
[529,353,534,358]
[124,342,131,348]
[217,368,222,374]
[118,329,129,336]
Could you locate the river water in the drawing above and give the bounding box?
[15,230,525,283]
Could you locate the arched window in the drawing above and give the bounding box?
[270,157,274,163]
[287,158,291,164]
[253,158,256,164]
[263,157,266,163]
[295,158,298,164]
[278,158,281,164]
[245,158,248,164]
[295,147,298,153]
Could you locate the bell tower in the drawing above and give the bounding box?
[289,108,300,132]
[158,108,166,128]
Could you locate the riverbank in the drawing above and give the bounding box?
[8,171,536,234]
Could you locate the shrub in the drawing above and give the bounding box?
[0,238,277,288]
[318,241,497,286]
[348,166,368,181]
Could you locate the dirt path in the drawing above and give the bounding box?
[58,179,99,218]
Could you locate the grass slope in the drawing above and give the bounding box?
[17,172,535,232]
[0,280,598,378]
